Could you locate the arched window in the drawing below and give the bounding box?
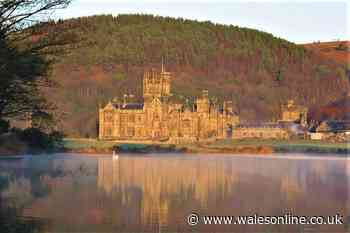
[127,127,135,137]
[128,114,135,123]
[104,111,113,122]
[105,127,113,136]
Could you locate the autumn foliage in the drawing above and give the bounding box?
[33,14,349,137]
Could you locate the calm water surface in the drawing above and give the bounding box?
[0,153,348,233]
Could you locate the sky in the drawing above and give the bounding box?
[54,0,349,44]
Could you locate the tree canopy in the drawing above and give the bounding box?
[4,14,348,137]
[0,0,71,124]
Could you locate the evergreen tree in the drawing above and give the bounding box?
[276,69,284,82]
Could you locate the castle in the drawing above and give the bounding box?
[279,100,308,126]
[99,67,240,143]
[233,100,309,140]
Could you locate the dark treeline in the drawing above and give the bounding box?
[34,14,349,138]
[0,0,72,154]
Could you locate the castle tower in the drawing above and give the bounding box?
[280,99,308,126]
[196,90,210,113]
[143,67,171,100]
[223,101,233,114]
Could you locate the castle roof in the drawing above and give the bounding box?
[282,101,307,112]
[237,122,307,132]
[316,120,350,133]
[218,108,238,115]
[114,103,144,110]
[284,106,307,112]
[237,123,281,128]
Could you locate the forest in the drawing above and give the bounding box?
[31,14,349,138]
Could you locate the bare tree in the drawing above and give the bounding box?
[0,0,71,35]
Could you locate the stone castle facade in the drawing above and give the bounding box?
[99,68,239,143]
[233,100,309,140]
[279,100,308,126]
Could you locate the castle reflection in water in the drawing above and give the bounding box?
[98,157,240,229]
[0,155,347,233]
[96,156,347,232]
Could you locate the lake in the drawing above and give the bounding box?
[0,153,348,233]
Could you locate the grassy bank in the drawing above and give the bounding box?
[200,139,349,155]
[63,138,349,155]
[1,136,347,156]
[63,138,186,154]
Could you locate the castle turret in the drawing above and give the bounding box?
[280,100,308,126]
[143,68,171,100]
[196,90,210,113]
[223,101,233,114]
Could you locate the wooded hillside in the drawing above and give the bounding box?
[32,14,349,137]
[303,41,349,64]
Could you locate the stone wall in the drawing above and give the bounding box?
[232,127,290,140]
[309,132,350,142]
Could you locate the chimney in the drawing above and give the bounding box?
[202,90,209,98]
[123,94,128,107]
[224,101,233,113]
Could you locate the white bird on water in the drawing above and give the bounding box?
[113,150,119,160]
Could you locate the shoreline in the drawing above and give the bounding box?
[62,138,349,156]
[61,147,349,157]
[1,151,348,160]
[1,139,348,157]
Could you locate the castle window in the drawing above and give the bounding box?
[183,120,191,128]
[105,127,113,136]
[120,127,126,136]
[104,111,113,122]
[128,114,135,123]
[127,127,135,137]
[120,115,127,123]
[154,131,160,138]
[135,128,140,137]
[153,113,160,121]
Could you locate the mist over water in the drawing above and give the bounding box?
[0,154,348,232]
